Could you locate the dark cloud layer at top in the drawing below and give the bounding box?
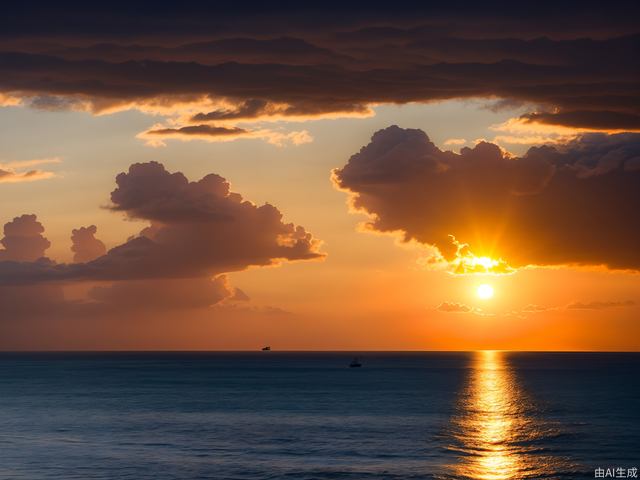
[3,2,638,39]
[0,2,638,130]
[334,126,640,270]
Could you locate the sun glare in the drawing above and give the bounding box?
[477,284,494,300]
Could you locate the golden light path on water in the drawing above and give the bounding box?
[466,351,519,479]
[446,351,567,480]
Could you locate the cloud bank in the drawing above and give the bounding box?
[0,2,638,140]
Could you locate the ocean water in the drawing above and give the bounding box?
[0,352,638,479]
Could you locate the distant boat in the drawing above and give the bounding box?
[261,346,271,351]
[349,357,362,368]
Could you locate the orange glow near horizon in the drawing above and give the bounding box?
[1,100,639,352]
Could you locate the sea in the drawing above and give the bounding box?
[0,352,638,479]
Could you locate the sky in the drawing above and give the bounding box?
[0,1,639,350]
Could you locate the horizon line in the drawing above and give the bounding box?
[1,349,638,354]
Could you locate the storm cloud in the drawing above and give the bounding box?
[333,126,640,271]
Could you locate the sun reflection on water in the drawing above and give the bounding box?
[446,350,559,480]
[467,351,519,479]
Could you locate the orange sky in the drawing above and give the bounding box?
[1,4,639,351]
[1,101,638,351]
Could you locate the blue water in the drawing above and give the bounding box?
[0,352,638,479]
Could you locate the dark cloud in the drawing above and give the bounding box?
[146,125,247,137]
[46,38,353,66]
[333,126,640,270]
[192,99,273,122]
[71,225,107,263]
[3,2,638,40]
[0,161,324,286]
[138,123,312,147]
[0,214,51,262]
[0,3,638,130]
[27,95,82,111]
[190,99,370,123]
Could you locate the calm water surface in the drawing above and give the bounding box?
[0,352,638,479]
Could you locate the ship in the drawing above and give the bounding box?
[349,357,362,368]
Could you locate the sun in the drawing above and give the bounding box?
[476,284,494,300]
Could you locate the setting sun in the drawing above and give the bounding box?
[477,284,495,300]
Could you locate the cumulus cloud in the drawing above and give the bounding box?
[0,161,324,286]
[1,161,323,322]
[0,214,51,262]
[71,225,106,263]
[333,126,640,271]
[0,3,637,132]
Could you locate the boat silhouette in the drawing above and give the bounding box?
[261,346,271,351]
[349,357,362,368]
